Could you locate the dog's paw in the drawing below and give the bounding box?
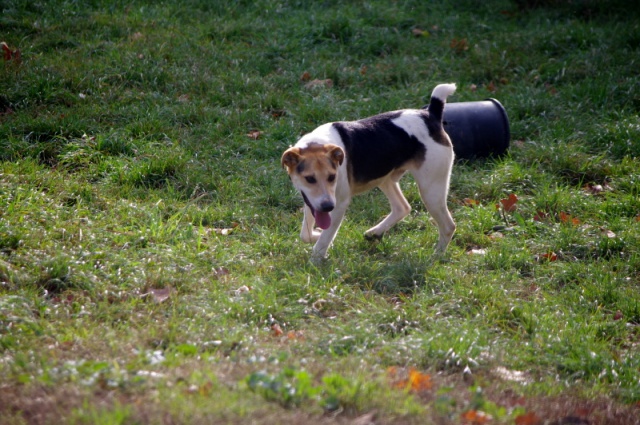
[364,231,383,241]
[310,253,327,265]
[301,229,322,244]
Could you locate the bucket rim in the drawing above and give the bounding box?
[485,98,511,145]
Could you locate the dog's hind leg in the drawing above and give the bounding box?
[364,177,411,239]
[415,177,455,252]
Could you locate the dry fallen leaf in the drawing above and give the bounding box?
[461,409,492,424]
[539,252,557,262]
[1,41,21,63]
[388,367,432,393]
[213,267,230,278]
[584,183,604,195]
[304,78,333,89]
[411,28,429,37]
[515,411,542,425]
[407,368,432,392]
[234,285,251,295]
[300,71,311,82]
[497,193,518,212]
[559,211,580,226]
[462,198,479,207]
[286,330,305,341]
[142,287,173,303]
[271,323,283,337]
[533,211,549,222]
[450,38,469,53]
[601,228,616,238]
[247,130,263,140]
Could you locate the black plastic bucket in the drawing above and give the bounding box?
[441,99,510,159]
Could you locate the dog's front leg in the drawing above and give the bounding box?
[300,205,321,243]
[311,199,350,262]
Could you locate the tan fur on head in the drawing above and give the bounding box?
[281,143,344,174]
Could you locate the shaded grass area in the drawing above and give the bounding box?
[1,0,640,423]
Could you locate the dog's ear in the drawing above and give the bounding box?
[327,145,345,166]
[281,147,301,171]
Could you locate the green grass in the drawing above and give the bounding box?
[1,0,640,423]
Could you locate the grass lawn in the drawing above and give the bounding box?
[1,0,639,423]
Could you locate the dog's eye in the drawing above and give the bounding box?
[305,176,317,184]
[327,174,336,183]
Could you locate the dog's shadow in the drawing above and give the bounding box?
[320,241,450,295]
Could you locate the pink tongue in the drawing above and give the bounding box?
[314,211,332,230]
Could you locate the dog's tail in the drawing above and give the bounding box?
[427,83,456,122]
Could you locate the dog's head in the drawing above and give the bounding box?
[282,142,345,229]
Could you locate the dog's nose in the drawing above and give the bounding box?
[319,201,334,212]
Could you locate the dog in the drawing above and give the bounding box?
[282,83,457,260]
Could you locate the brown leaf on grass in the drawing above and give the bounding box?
[497,193,518,212]
[270,323,283,337]
[304,78,333,89]
[601,228,616,238]
[538,252,558,262]
[407,368,432,392]
[461,409,492,424]
[286,330,305,341]
[300,71,311,82]
[1,41,21,63]
[1,42,11,60]
[270,109,286,118]
[247,130,263,140]
[359,65,368,75]
[185,381,213,396]
[142,287,172,304]
[462,198,480,207]
[211,223,239,236]
[515,411,542,425]
[388,367,432,393]
[584,183,604,195]
[534,211,549,222]
[450,38,469,53]
[411,28,429,37]
[213,267,230,278]
[559,212,580,226]
[487,81,496,92]
[233,285,251,296]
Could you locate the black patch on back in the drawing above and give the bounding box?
[332,111,427,183]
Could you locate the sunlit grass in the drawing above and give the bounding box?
[1,0,639,423]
